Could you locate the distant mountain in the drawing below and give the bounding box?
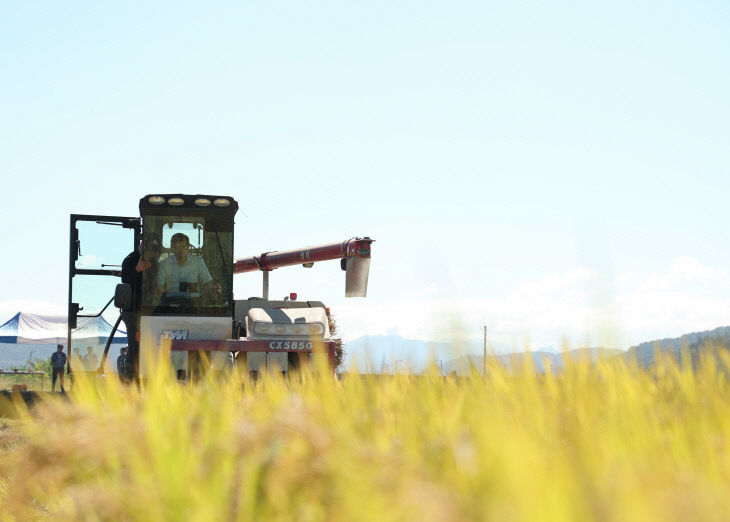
[443,351,556,376]
[626,326,730,369]
[442,347,623,376]
[343,334,626,375]
[564,347,625,362]
[343,326,730,374]
[343,334,512,373]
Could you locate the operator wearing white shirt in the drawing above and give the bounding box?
[157,233,220,297]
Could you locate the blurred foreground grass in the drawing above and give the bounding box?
[1,349,730,521]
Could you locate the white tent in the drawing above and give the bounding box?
[0,312,127,372]
[0,312,126,345]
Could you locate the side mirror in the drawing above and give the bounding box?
[68,302,80,329]
[114,283,133,310]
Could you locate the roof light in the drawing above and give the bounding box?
[148,196,165,205]
[194,198,211,207]
[168,197,185,206]
[213,198,231,207]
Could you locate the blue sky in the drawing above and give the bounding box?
[2,1,729,350]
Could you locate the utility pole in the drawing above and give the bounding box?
[483,325,487,377]
[395,360,404,375]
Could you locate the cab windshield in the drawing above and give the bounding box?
[140,214,233,316]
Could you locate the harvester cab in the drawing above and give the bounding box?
[67,194,373,380]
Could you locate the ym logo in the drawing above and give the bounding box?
[161,329,189,340]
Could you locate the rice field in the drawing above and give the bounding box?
[1,348,730,521]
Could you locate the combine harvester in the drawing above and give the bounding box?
[67,194,373,381]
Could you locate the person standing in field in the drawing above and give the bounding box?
[83,345,99,371]
[121,236,160,379]
[51,344,67,392]
[70,347,83,371]
[117,346,128,383]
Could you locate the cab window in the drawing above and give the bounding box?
[140,215,233,316]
